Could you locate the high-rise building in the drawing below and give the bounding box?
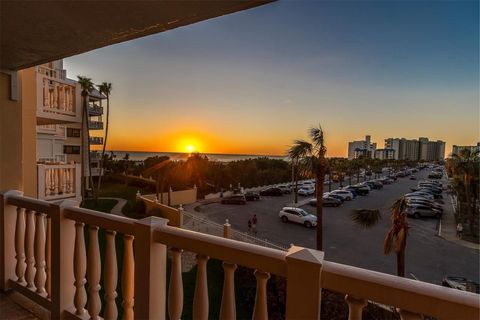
[451,143,480,156]
[384,137,445,161]
[374,148,395,160]
[348,135,377,159]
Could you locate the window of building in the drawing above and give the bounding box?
[64,145,80,154]
[67,128,81,137]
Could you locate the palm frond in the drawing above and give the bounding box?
[287,140,313,159]
[383,230,394,255]
[395,228,406,254]
[309,125,327,154]
[351,209,381,228]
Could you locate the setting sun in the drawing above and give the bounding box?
[185,145,195,153]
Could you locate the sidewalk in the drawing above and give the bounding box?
[98,197,127,217]
[438,195,479,251]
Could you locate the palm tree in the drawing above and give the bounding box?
[77,76,94,199]
[351,197,409,277]
[143,159,173,204]
[97,82,112,191]
[449,149,480,234]
[288,125,329,250]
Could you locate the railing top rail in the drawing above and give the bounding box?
[154,224,287,276]
[63,207,135,235]
[6,194,52,214]
[37,163,77,169]
[322,261,480,320]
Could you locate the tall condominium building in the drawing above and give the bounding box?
[348,135,377,159]
[374,148,395,160]
[384,137,445,161]
[451,143,480,156]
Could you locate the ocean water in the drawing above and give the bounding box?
[109,151,288,162]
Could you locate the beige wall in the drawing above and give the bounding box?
[21,68,38,197]
[138,195,183,227]
[0,72,23,193]
[143,188,197,206]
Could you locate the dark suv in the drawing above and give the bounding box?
[221,195,247,205]
[259,187,283,196]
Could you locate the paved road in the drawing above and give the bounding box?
[194,171,479,285]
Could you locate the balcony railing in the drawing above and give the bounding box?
[37,124,66,139]
[0,191,478,320]
[88,120,103,130]
[37,163,81,201]
[89,136,103,145]
[88,105,103,116]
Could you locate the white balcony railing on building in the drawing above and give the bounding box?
[41,78,76,116]
[37,163,81,201]
[88,105,103,116]
[37,154,67,164]
[88,121,103,130]
[0,191,478,320]
[37,124,66,139]
[89,136,103,145]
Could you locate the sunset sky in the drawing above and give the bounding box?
[65,0,479,157]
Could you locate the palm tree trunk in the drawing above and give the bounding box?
[97,94,109,191]
[397,250,405,277]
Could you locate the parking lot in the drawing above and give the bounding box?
[193,170,480,285]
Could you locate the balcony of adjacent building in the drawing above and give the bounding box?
[89,136,104,145]
[36,124,67,140]
[36,70,81,125]
[88,120,104,130]
[0,190,478,320]
[88,104,103,116]
[36,162,81,201]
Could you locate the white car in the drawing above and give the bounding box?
[330,190,354,201]
[298,187,315,196]
[405,193,434,200]
[279,207,317,228]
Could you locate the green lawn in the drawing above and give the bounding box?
[81,198,118,213]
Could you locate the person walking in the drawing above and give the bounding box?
[248,219,252,233]
[456,222,463,239]
[252,214,258,235]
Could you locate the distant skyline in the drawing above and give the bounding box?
[65,0,479,157]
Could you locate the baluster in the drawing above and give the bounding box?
[73,222,87,315]
[87,226,101,319]
[122,235,135,320]
[44,170,50,197]
[58,168,64,194]
[15,207,26,283]
[345,295,367,320]
[252,270,270,320]
[219,262,237,320]
[25,209,36,288]
[69,168,74,193]
[53,168,59,195]
[104,230,118,320]
[65,168,71,193]
[34,212,47,295]
[45,216,51,298]
[168,248,183,320]
[398,309,423,320]
[49,169,54,195]
[193,255,209,320]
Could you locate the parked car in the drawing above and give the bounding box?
[406,199,443,212]
[221,195,247,205]
[442,277,480,293]
[259,187,283,196]
[279,207,317,228]
[309,197,342,207]
[409,176,416,180]
[330,190,354,200]
[298,187,315,196]
[324,192,345,202]
[406,204,442,218]
[405,192,434,200]
[244,192,260,201]
[277,185,292,194]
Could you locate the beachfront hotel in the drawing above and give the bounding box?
[0,1,478,319]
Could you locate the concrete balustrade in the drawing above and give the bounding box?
[1,190,479,320]
[37,163,81,201]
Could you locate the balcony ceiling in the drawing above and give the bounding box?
[0,0,274,71]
